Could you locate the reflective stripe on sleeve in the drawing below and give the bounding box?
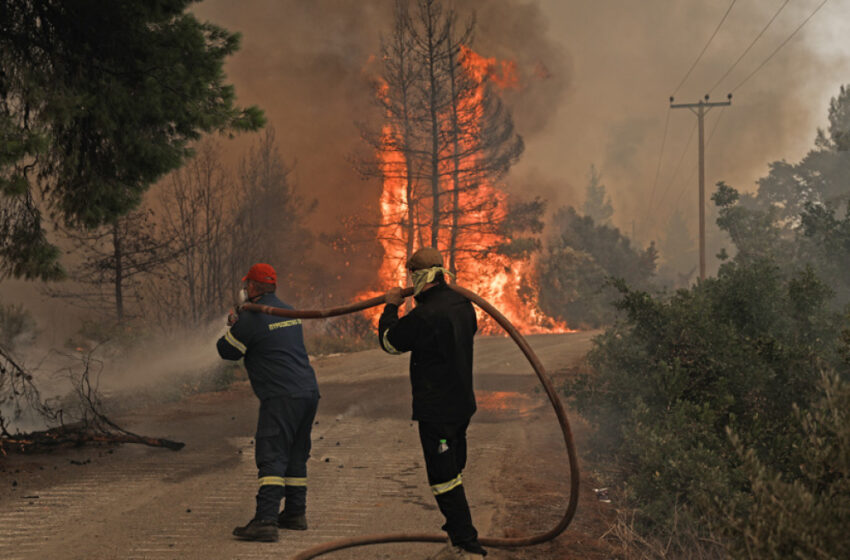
[269,319,302,331]
[258,476,286,487]
[284,477,307,487]
[224,330,247,354]
[382,330,404,355]
[430,473,463,495]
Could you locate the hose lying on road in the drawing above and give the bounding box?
[240,284,580,559]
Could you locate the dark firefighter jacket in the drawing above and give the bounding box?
[378,282,477,423]
[217,292,318,401]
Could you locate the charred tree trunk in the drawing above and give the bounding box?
[421,0,444,249]
[446,20,463,276]
[397,2,419,286]
[112,222,124,321]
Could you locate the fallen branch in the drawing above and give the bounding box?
[0,423,184,454]
[1,346,184,455]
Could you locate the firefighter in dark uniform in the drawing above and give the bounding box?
[379,248,487,560]
[217,263,320,542]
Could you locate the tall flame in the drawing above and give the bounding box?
[367,48,571,335]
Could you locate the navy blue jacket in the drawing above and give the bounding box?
[378,282,477,423]
[217,293,318,400]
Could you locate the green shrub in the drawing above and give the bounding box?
[537,206,657,329]
[567,258,845,550]
[724,370,850,559]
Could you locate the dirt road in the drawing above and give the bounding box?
[0,331,613,560]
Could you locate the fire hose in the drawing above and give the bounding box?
[240,284,580,559]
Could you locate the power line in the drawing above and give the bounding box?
[709,0,791,95]
[650,0,735,241]
[731,0,830,93]
[707,105,727,144]
[672,0,738,97]
[641,107,672,237]
[650,120,698,228]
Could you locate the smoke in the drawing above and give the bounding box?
[190,0,390,228]
[515,0,850,244]
[1,315,233,434]
[93,317,230,395]
[191,0,850,251]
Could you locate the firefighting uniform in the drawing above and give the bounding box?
[217,292,319,522]
[378,281,484,552]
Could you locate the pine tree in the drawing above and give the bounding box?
[53,208,172,321]
[0,0,264,280]
[582,164,613,225]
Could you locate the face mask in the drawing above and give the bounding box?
[238,288,249,303]
[411,266,455,296]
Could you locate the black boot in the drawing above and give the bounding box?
[232,518,278,542]
[278,511,308,530]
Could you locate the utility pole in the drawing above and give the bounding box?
[670,93,731,280]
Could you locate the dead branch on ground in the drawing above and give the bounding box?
[0,345,184,455]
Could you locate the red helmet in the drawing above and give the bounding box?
[242,263,277,284]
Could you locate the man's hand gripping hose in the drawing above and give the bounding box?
[240,285,580,559]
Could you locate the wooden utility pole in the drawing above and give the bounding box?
[670,94,731,280]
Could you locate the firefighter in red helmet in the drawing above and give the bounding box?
[217,263,320,542]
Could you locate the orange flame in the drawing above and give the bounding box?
[366,47,572,335]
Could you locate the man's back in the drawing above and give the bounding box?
[381,282,478,422]
[378,247,489,558]
[218,292,318,400]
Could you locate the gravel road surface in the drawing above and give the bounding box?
[0,331,614,560]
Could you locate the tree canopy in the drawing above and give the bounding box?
[537,206,657,328]
[0,0,264,281]
[712,84,850,308]
[581,164,613,225]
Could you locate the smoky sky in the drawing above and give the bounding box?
[191,0,850,248]
[520,0,850,243]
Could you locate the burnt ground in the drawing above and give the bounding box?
[0,331,616,560]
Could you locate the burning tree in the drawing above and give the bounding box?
[358,0,423,289]
[361,0,556,332]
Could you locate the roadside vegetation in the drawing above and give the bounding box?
[566,85,850,558]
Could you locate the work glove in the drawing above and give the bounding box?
[227,308,239,326]
[384,287,404,306]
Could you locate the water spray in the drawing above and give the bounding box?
[240,284,580,559]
